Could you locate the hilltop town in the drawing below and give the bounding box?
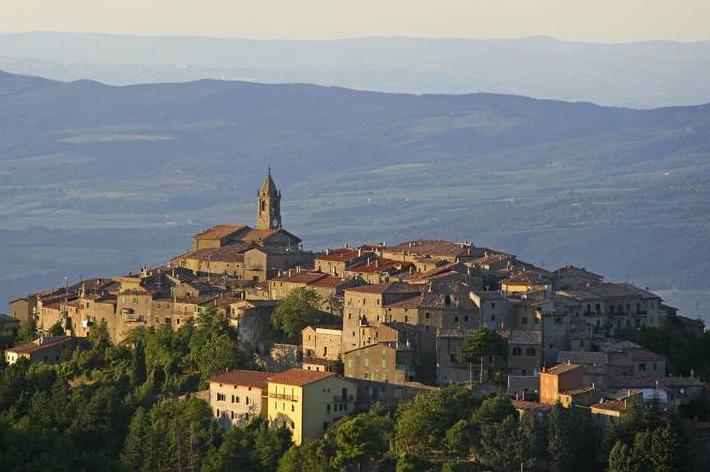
[4,172,709,466]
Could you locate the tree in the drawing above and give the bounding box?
[332,407,394,469]
[456,328,507,383]
[277,440,331,472]
[546,404,597,472]
[131,339,147,386]
[251,419,293,471]
[471,394,516,426]
[16,317,37,343]
[479,415,521,472]
[121,407,148,471]
[394,385,477,453]
[608,425,686,472]
[608,442,641,472]
[89,319,112,352]
[271,288,323,340]
[192,332,242,378]
[47,322,65,336]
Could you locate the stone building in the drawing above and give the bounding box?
[343,341,417,384]
[301,325,343,361]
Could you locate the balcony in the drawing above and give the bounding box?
[268,392,299,401]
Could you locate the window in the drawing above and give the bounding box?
[554,317,562,325]
[464,316,468,322]
[454,316,459,323]
[521,317,528,325]
[491,302,496,308]
[491,315,496,321]
[217,393,226,402]
[245,397,250,405]
[653,362,657,370]
[526,347,536,357]
[610,305,615,313]
[512,347,522,356]
[595,304,601,313]
[326,404,331,413]
[291,404,295,412]
[639,363,646,372]
[404,315,408,323]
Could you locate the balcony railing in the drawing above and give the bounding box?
[268,392,299,401]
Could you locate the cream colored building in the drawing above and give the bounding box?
[266,369,357,445]
[4,336,76,365]
[209,370,272,427]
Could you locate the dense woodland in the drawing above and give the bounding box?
[0,299,704,471]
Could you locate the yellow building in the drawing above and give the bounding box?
[266,369,357,445]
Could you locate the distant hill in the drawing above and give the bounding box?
[0,70,709,311]
[2,33,710,108]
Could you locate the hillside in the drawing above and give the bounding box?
[2,33,710,108]
[1,70,709,309]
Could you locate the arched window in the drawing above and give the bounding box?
[526,347,536,357]
[512,347,522,356]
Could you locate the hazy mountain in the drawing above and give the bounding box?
[1,70,709,311]
[2,32,710,108]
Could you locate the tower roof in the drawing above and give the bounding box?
[260,169,278,195]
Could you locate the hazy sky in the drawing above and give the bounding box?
[1,0,709,42]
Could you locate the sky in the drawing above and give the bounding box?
[0,0,709,42]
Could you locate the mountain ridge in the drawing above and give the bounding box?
[2,32,710,108]
[0,69,709,311]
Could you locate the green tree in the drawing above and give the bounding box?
[471,394,516,426]
[16,317,37,343]
[394,385,477,453]
[277,439,331,472]
[121,407,148,471]
[47,322,65,336]
[332,407,394,469]
[608,442,641,472]
[131,339,147,386]
[271,288,323,340]
[479,415,521,472]
[456,328,507,383]
[192,332,242,378]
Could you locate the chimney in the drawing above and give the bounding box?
[358,248,362,257]
[326,248,330,255]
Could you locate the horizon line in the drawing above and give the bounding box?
[1,29,710,46]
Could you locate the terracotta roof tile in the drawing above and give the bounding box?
[194,225,247,240]
[317,249,362,262]
[210,370,272,388]
[545,363,584,375]
[267,368,335,386]
[346,282,425,295]
[7,336,73,355]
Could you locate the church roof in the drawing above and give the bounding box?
[260,171,278,195]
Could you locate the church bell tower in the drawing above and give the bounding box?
[256,169,282,230]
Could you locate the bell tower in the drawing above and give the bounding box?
[256,168,282,230]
